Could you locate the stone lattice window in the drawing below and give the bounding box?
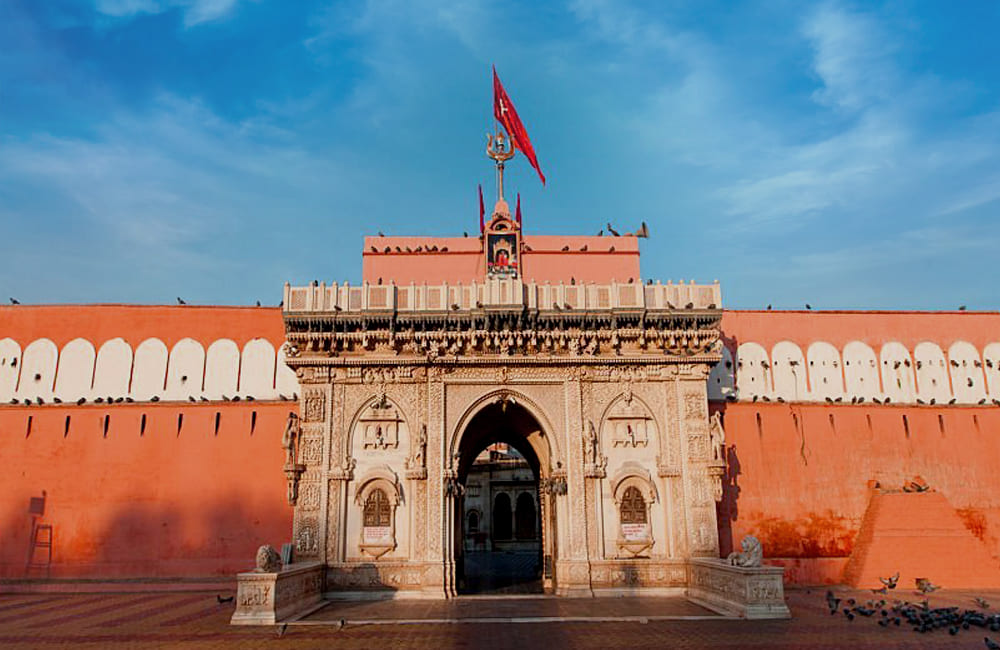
[363,488,391,527]
[620,486,647,525]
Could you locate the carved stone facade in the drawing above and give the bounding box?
[278,277,741,599]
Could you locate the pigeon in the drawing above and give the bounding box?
[986,636,1000,649]
[805,304,812,310]
[177,297,186,305]
[609,246,615,252]
[377,230,384,237]
[596,229,603,237]
[9,298,20,305]
[370,246,378,253]
[606,223,620,237]
[959,305,967,311]
[255,300,261,306]
[916,578,940,594]
[766,304,772,310]
[561,245,570,251]
[580,244,588,251]
[463,231,469,237]
[880,572,900,589]
[217,595,234,604]
[151,396,160,402]
[636,221,649,238]
[189,396,196,402]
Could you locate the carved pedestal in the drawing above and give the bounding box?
[231,561,325,625]
[685,558,790,619]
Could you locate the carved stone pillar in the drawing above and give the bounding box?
[675,367,720,558]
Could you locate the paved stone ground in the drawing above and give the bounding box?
[0,586,999,648]
[460,550,543,595]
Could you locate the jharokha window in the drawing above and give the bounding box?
[620,486,647,525]
[363,488,392,527]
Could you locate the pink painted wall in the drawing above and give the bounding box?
[362,235,641,285]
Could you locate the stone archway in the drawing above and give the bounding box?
[449,395,556,595]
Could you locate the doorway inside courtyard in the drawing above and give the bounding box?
[453,398,553,595]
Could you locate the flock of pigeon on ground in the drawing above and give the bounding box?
[826,573,1000,647]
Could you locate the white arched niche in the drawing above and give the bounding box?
[807,341,843,401]
[204,339,240,400]
[240,338,277,399]
[843,341,880,401]
[93,338,133,399]
[736,342,771,399]
[131,338,168,401]
[984,343,1000,400]
[17,338,58,401]
[276,345,299,399]
[165,338,206,401]
[707,346,736,401]
[0,338,21,402]
[913,342,950,403]
[948,341,986,404]
[54,338,96,401]
[879,342,916,403]
[771,341,807,401]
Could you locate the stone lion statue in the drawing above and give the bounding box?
[254,544,283,573]
[727,535,763,568]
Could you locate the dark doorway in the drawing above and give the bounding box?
[454,399,547,595]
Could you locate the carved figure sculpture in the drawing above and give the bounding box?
[281,412,300,467]
[727,535,763,567]
[709,411,726,464]
[254,544,283,573]
[585,421,599,466]
[414,424,427,469]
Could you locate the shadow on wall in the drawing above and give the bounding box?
[4,495,291,579]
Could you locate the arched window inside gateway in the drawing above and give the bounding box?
[515,492,536,539]
[493,493,512,540]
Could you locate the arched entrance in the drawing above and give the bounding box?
[450,396,555,595]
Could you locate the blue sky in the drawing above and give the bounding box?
[2,0,999,309]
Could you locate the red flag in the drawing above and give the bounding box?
[515,192,521,226]
[493,67,546,186]
[478,184,485,232]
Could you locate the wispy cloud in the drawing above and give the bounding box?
[94,0,243,27]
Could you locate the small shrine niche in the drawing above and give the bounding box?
[604,397,653,448]
[358,395,402,450]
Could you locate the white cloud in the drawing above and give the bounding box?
[94,0,243,27]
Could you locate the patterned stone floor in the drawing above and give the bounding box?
[459,550,543,595]
[0,586,999,648]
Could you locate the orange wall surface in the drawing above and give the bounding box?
[1,402,294,579]
[0,304,285,349]
[719,309,1000,352]
[714,401,1000,584]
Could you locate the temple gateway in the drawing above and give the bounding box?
[230,132,788,621]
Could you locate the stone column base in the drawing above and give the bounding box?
[686,558,790,619]
[231,561,324,625]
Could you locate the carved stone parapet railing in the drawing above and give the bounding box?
[284,278,721,315]
[282,319,724,362]
[685,558,790,619]
[231,561,325,625]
